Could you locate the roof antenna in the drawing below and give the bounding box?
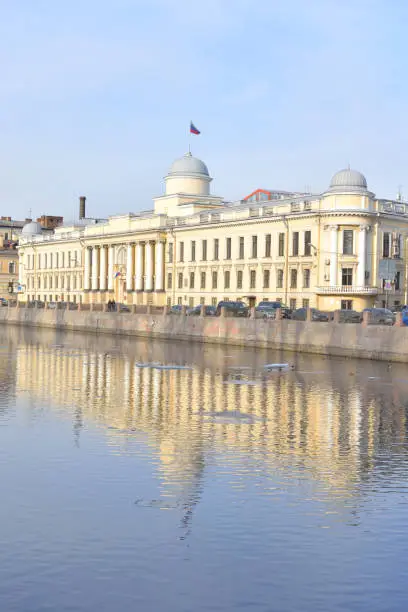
[397,185,403,201]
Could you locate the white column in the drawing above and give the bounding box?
[357,226,367,287]
[145,241,154,291]
[126,243,134,291]
[100,246,107,291]
[154,241,165,291]
[135,242,144,291]
[91,247,99,291]
[329,225,338,286]
[107,246,114,291]
[84,247,91,291]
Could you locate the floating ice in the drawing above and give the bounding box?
[264,363,290,370]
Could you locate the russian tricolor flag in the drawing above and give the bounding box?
[190,122,200,135]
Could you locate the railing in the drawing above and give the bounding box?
[316,286,379,295]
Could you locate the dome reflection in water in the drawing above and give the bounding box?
[0,326,407,612]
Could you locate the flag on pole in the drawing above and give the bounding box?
[114,271,121,278]
[190,122,200,135]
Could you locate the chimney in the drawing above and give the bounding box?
[79,196,86,220]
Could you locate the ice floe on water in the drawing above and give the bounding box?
[200,409,264,424]
[263,363,292,371]
[135,362,192,370]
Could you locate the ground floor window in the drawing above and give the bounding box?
[167,297,171,306]
[250,270,256,289]
[290,298,296,310]
[223,297,230,301]
[302,299,309,308]
[177,297,182,305]
[189,297,194,307]
[341,300,353,310]
[211,297,217,306]
[200,296,205,305]
[263,269,270,289]
[237,270,243,289]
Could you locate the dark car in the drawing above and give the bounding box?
[216,301,249,317]
[256,301,292,319]
[188,305,217,316]
[338,309,363,323]
[291,307,329,322]
[118,304,130,313]
[170,305,183,314]
[363,308,395,325]
[393,304,408,314]
[28,300,45,309]
[0,298,8,307]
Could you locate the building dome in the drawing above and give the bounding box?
[21,221,42,236]
[328,168,368,192]
[168,152,209,178]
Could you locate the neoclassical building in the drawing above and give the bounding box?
[18,152,408,310]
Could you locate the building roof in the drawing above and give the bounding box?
[168,152,210,178]
[328,168,368,193]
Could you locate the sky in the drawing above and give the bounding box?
[0,0,407,221]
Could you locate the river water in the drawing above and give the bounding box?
[0,326,408,611]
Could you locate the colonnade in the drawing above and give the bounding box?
[83,241,165,293]
[329,224,370,287]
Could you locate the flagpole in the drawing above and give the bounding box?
[188,120,191,154]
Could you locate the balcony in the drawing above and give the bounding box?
[316,286,379,295]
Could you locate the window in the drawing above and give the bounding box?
[73,275,76,289]
[290,269,297,288]
[383,232,390,258]
[302,299,310,308]
[239,237,245,259]
[250,270,256,289]
[211,297,217,307]
[290,298,297,310]
[343,230,354,255]
[38,254,41,269]
[179,242,184,262]
[212,271,218,289]
[191,241,196,261]
[292,232,299,256]
[252,236,258,258]
[189,297,194,307]
[200,297,205,305]
[224,270,230,289]
[341,300,353,310]
[8,262,15,274]
[190,272,195,289]
[44,276,47,289]
[237,270,243,289]
[263,269,270,288]
[44,254,47,269]
[214,239,219,260]
[55,276,58,289]
[178,273,183,289]
[200,272,206,289]
[167,272,172,289]
[55,253,59,268]
[277,269,283,288]
[61,276,65,289]
[303,269,310,288]
[50,276,53,289]
[342,268,353,286]
[61,253,65,268]
[278,233,285,256]
[177,297,182,305]
[304,231,311,256]
[38,276,41,289]
[265,234,271,257]
[168,242,173,263]
[226,237,231,260]
[395,271,401,290]
[50,254,53,268]
[202,240,207,261]
[68,251,71,267]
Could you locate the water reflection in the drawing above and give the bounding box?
[4,325,408,530]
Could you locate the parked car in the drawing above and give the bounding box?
[188,305,217,316]
[47,302,57,309]
[291,307,329,322]
[338,309,363,323]
[0,298,8,307]
[216,301,249,317]
[118,304,130,312]
[28,300,45,308]
[393,304,408,314]
[363,308,395,325]
[170,305,183,314]
[256,301,292,319]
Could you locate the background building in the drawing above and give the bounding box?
[17,153,408,311]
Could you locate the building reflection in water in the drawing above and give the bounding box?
[6,326,408,532]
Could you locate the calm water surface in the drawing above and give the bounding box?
[1,326,408,611]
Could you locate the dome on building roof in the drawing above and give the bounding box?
[328,168,368,192]
[21,221,42,236]
[168,152,209,178]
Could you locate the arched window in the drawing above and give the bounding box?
[116,247,126,265]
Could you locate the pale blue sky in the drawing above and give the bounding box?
[0,0,407,220]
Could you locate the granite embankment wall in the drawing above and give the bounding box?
[0,305,407,362]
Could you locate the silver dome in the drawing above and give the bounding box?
[21,221,43,236]
[168,152,209,177]
[328,168,368,192]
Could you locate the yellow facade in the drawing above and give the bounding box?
[0,248,18,300]
[17,157,408,311]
